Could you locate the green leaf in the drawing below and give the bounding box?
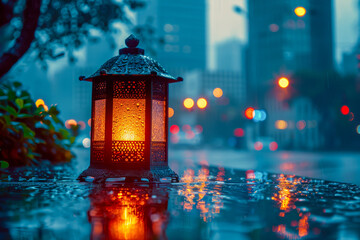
[1,105,18,116]
[0,161,9,169]
[22,103,33,109]
[21,124,35,139]
[13,82,22,88]
[15,98,24,110]
[17,113,33,118]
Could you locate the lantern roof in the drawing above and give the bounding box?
[81,35,181,82]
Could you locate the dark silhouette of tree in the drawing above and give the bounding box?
[0,0,146,80]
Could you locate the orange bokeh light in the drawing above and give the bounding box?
[168,107,174,118]
[65,119,77,129]
[294,7,306,17]
[213,88,223,98]
[275,120,288,130]
[278,77,289,88]
[197,98,207,109]
[183,98,194,109]
[35,99,45,108]
[245,107,255,119]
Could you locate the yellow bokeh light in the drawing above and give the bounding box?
[183,98,194,109]
[65,119,78,129]
[197,98,207,109]
[213,88,223,98]
[168,107,174,118]
[35,99,45,108]
[294,7,306,17]
[275,120,288,130]
[278,77,289,88]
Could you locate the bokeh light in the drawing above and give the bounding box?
[278,77,289,88]
[341,105,350,115]
[65,119,77,129]
[269,141,278,151]
[245,107,255,119]
[269,23,279,32]
[87,118,91,127]
[234,128,244,137]
[296,120,306,130]
[82,138,91,148]
[275,120,288,130]
[349,112,354,121]
[253,109,267,122]
[254,141,263,151]
[294,7,306,17]
[35,99,45,108]
[357,125,360,134]
[182,124,191,132]
[194,125,203,133]
[170,125,180,134]
[168,107,174,118]
[186,131,195,139]
[213,88,223,98]
[197,98,208,109]
[78,121,86,130]
[183,98,194,109]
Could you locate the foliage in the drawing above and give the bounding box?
[0,81,77,167]
[1,0,147,69]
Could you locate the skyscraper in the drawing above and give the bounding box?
[136,0,207,74]
[247,0,334,103]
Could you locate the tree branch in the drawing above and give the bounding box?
[0,0,41,80]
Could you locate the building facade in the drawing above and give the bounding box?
[247,0,334,103]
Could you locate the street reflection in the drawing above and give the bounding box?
[271,174,311,239]
[88,185,168,240]
[177,164,225,222]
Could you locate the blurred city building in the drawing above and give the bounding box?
[247,0,334,149]
[136,0,207,74]
[265,98,322,150]
[216,38,245,73]
[247,0,334,100]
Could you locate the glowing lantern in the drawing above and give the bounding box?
[78,35,182,183]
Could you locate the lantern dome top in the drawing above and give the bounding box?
[82,35,179,82]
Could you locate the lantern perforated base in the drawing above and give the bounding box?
[78,166,179,183]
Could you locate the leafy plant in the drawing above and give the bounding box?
[0,81,77,167]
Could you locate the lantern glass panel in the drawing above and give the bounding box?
[93,99,106,141]
[112,99,146,141]
[151,100,166,142]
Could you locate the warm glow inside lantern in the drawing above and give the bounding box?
[78,35,182,183]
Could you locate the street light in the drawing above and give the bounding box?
[197,98,208,109]
[184,98,194,109]
[294,7,306,17]
[278,77,289,88]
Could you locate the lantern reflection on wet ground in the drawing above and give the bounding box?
[88,185,169,240]
[1,158,360,240]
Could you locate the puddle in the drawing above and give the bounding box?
[1,162,360,239]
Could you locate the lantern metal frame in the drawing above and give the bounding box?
[78,35,182,183]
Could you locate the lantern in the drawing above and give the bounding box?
[78,35,182,183]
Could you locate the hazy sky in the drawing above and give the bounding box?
[208,0,359,69]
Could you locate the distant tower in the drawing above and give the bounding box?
[136,0,207,74]
[216,38,245,73]
[247,0,334,103]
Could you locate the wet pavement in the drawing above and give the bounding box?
[1,149,360,239]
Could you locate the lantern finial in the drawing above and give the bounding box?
[125,34,139,48]
[119,34,144,55]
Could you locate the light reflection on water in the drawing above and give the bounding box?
[0,162,360,239]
